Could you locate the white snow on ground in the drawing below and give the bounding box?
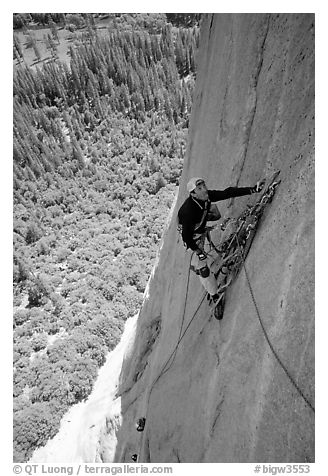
[30,314,138,463]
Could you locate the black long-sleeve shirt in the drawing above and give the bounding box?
[178,186,253,250]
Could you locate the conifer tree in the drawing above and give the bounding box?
[71,138,85,169]
[13,34,23,61]
[49,20,59,44]
[175,31,184,75]
[32,43,42,63]
[13,46,20,64]
[47,34,58,59]
[86,70,99,100]
[120,84,131,110]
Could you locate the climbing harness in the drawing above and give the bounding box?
[191,196,212,233]
[188,226,221,276]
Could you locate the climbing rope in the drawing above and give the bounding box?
[145,253,209,403]
[152,228,221,387]
[235,233,315,414]
[212,175,314,413]
[136,252,207,462]
[149,253,194,388]
[155,290,207,384]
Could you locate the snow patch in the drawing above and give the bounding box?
[30,314,138,463]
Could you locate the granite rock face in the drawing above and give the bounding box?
[114,13,314,463]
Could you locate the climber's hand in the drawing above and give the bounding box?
[251,179,265,193]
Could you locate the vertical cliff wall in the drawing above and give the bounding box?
[114,13,315,463]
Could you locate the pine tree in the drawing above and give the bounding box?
[120,84,131,111]
[46,34,58,60]
[184,48,191,75]
[71,138,85,169]
[49,20,59,44]
[175,31,184,75]
[13,46,20,63]
[163,89,173,122]
[160,24,174,58]
[32,42,42,63]
[86,70,99,100]
[13,142,26,167]
[152,35,162,62]
[13,34,23,61]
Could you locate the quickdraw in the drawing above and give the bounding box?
[214,176,281,280]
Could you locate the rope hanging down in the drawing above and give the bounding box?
[146,252,206,407]
[235,233,315,414]
[135,254,207,462]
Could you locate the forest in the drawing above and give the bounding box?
[13,13,200,462]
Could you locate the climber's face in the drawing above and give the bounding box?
[192,180,209,201]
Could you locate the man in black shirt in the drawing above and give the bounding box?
[178,177,264,299]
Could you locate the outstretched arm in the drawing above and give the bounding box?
[209,180,265,201]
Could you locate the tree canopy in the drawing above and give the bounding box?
[13,12,200,462]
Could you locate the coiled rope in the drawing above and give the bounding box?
[235,233,315,414]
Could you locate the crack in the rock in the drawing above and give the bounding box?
[210,397,225,435]
[209,14,215,34]
[173,447,181,462]
[236,15,271,185]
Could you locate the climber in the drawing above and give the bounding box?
[178,177,264,301]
